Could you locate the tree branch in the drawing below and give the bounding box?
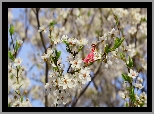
[35,8,49,107]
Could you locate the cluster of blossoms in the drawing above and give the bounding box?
[119,62,146,107]
[8,37,32,107]
[8,8,147,107]
[41,34,93,106]
[8,56,32,107]
[41,26,127,106]
[37,8,147,106]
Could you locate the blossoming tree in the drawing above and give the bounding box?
[8,8,147,107]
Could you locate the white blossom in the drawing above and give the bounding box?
[79,67,91,84]
[47,48,53,56]
[134,83,144,89]
[41,53,49,60]
[14,57,23,66]
[38,25,47,33]
[78,38,88,45]
[128,26,137,35]
[61,35,68,41]
[137,77,143,83]
[128,69,139,79]
[94,51,102,60]
[70,58,82,69]
[17,40,23,46]
[109,28,116,35]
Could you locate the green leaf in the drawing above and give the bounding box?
[140,103,144,107]
[8,51,12,59]
[15,41,20,52]
[126,102,129,107]
[122,74,131,82]
[129,56,133,67]
[53,66,58,71]
[52,57,57,66]
[104,44,111,54]
[119,52,125,59]
[113,37,125,49]
[78,46,83,52]
[122,74,128,81]
[50,21,56,27]
[126,56,133,68]
[57,51,61,59]
[9,24,15,36]
[21,96,23,102]
[8,51,14,60]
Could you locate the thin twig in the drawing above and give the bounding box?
[35,8,49,107]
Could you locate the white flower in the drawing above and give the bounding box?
[47,48,53,56]
[21,99,32,107]
[57,58,62,66]
[14,57,23,66]
[109,28,116,35]
[78,39,88,45]
[58,91,68,105]
[135,94,140,100]
[137,77,143,83]
[52,63,57,67]
[61,35,68,41]
[140,92,147,101]
[120,92,126,99]
[48,72,58,82]
[53,38,61,44]
[124,45,131,52]
[128,26,137,35]
[58,73,73,89]
[67,37,77,46]
[134,83,144,89]
[123,81,128,88]
[41,53,49,60]
[12,100,21,107]
[128,69,139,79]
[17,40,23,46]
[21,66,28,71]
[111,48,118,57]
[79,67,91,84]
[38,25,47,33]
[12,91,20,100]
[12,83,22,91]
[94,51,102,60]
[70,58,82,69]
